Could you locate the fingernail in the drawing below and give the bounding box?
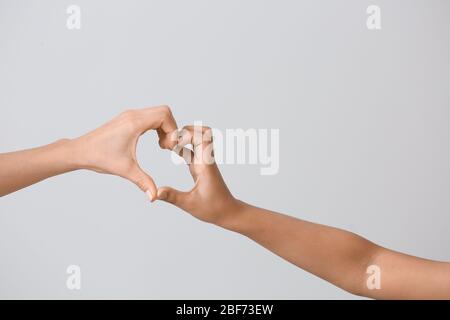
[145,190,153,202]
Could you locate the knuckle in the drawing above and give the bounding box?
[159,105,172,116]
[203,127,213,137]
[120,109,136,119]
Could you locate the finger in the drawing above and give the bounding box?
[157,106,178,134]
[172,146,199,180]
[156,186,190,209]
[172,145,194,165]
[127,165,158,202]
[139,105,177,132]
[135,106,178,150]
[157,127,179,150]
[149,106,178,150]
[178,125,213,149]
[178,125,215,165]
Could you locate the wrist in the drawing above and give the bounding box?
[215,199,252,232]
[47,138,80,172]
[62,137,86,171]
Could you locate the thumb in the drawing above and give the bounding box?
[156,186,189,209]
[127,165,158,202]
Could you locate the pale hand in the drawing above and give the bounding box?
[71,106,178,201]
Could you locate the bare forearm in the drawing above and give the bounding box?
[216,200,450,299]
[0,107,178,199]
[218,201,382,296]
[158,123,450,299]
[0,139,78,197]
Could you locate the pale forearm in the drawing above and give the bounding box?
[0,106,178,199]
[0,139,78,197]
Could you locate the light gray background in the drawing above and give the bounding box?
[0,0,449,299]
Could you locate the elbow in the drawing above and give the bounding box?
[347,244,384,299]
[331,239,384,299]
